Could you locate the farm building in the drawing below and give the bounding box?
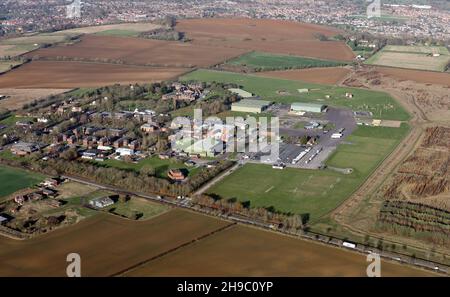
[290,103,326,113]
[228,88,253,98]
[89,197,114,208]
[231,99,272,113]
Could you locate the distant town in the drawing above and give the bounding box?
[0,0,449,42]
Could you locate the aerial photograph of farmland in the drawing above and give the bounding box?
[0,0,449,290]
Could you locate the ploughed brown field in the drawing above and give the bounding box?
[375,66,450,87]
[0,208,432,276]
[176,18,355,61]
[23,35,247,68]
[124,225,433,277]
[0,209,230,276]
[0,61,189,88]
[256,67,351,85]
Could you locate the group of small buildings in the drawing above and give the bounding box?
[162,82,205,102]
[13,178,62,207]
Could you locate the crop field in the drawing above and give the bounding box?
[0,165,45,200]
[124,225,432,277]
[98,156,201,179]
[23,35,247,68]
[0,61,189,89]
[208,125,409,222]
[366,45,450,72]
[226,52,347,71]
[181,70,410,121]
[375,66,450,87]
[176,18,355,61]
[257,67,351,85]
[0,209,231,276]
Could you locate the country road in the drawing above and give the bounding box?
[60,173,448,275]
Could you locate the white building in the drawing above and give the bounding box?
[89,197,114,209]
[116,148,134,156]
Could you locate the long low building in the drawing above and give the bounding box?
[290,102,327,113]
[231,99,272,114]
[228,88,254,98]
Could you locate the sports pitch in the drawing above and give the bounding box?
[181,69,410,121]
[207,125,409,222]
[366,45,450,72]
[227,52,347,71]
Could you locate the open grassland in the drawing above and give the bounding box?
[366,45,450,72]
[208,125,409,222]
[124,225,433,277]
[23,35,247,68]
[0,165,45,200]
[0,61,188,89]
[0,209,230,276]
[176,18,355,61]
[0,60,24,74]
[257,67,351,85]
[48,23,161,36]
[0,34,69,46]
[181,70,410,121]
[0,44,40,58]
[0,34,73,58]
[375,66,450,87]
[110,197,170,220]
[97,156,201,179]
[0,88,69,110]
[226,52,347,71]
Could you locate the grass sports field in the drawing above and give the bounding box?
[226,52,347,71]
[181,70,410,121]
[0,165,44,199]
[207,125,409,222]
[366,45,450,72]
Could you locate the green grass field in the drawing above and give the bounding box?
[366,45,450,72]
[0,165,45,199]
[94,29,141,37]
[181,70,410,121]
[0,60,25,74]
[207,125,409,222]
[227,52,347,71]
[98,156,201,179]
[110,198,169,220]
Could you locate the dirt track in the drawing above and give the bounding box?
[331,66,450,259]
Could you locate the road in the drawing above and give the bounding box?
[60,173,448,275]
[328,68,450,267]
[279,107,357,169]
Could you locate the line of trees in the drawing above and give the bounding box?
[192,194,307,232]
